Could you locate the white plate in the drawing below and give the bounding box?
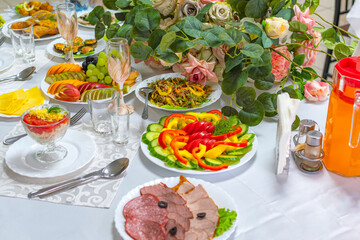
[0,89,49,118]
[40,72,142,105]
[114,177,238,240]
[5,129,96,178]
[2,17,61,42]
[141,131,258,175]
[0,51,15,72]
[46,35,106,59]
[135,73,222,112]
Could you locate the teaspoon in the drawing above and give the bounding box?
[0,66,36,83]
[140,87,154,120]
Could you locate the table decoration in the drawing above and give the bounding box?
[0,120,140,208]
[91,0,358,127]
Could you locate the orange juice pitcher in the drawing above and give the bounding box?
[323,56,360,176]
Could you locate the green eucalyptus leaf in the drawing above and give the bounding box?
[292,115,300,131]
[244,21,262,36]
[293,54,305,66]
[257,92,277,117]
[289,20,308,32]
[241,32,251,43]
[245,0,268,18]
[277,86,299,99]
[158,51,179,63]
[115,0,131,9]
[138,0,153,5]
[125,5,146,24]
[170,39,197,52]
[219,28,243,47]
[197,3,213,21]
[241,43,264,58]
[254,73,275,90]
[251,49,272,67]
[130,41,152,60]
[291,32,314,41]
[225,54,244,73]
[88,6,105,25]
[334,42,352,60]
[115,12,126,21]
[276,8,293,21]
[160,31,177,52]
[130,26,150,42]
[203,27,223,48]
[321,28,340,43]
[236,1,248,18]
[236,86,256,106]
[221,106,239,117]
[103,0,117,10]
[222,66,247,95]
[261,32,273,48]
[103,11,112,27]
[270,0,285,15]
[180,17,203,38]
[105,23,120,39]
[115,24,132,42]
[247,63,273,80]
[95,22,106,40]
[135,8,161,31]
[238,100,265,126]
[148,29,166,50]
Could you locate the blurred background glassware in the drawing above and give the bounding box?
[56,3,78,63]
[87,88,118,134]
[21,104,70,163]
[8,21,33,56]
[106,38,131,105]
[20,31,35,63]
[110,105,129,145]
[65,0,89,11]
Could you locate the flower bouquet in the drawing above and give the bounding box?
[90,0,358,126]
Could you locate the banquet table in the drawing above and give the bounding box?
[1,10,360,240]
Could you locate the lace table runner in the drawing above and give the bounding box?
[0,120,140,208]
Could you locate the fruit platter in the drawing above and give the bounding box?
[47,35,106,59]
[135,73,222,112]
[40,55,141,104]
[141,111,257,174]
[115,176,238,240]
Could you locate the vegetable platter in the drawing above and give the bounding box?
[135,73,222,112]
[141,110,257,174]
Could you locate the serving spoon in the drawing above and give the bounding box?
[0,66,36,83]
[28,157,129,199]
[140,87,154,120]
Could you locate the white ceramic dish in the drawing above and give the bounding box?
[0,89,49,118]
[141,131,257,175]
[0,51,15,72]
[40,72,142,105]
[46,35,106,59]
[135,73,222,112]
[114,177,238,240]
[2,17,61,42]
[5,129,95,178]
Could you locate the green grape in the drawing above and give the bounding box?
[104,76,112,84]
[100,66,108,74]
[89,76,98,82]
[96,62,102,68]
[99,52,106,59]
[99,79,105,84]
[86,70,93,77]
[111,49,118,57]
[97,58,106,67]
[92,68,100,76]
[88,64,96,70]
[98,72,105,80]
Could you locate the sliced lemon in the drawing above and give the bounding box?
[23,2,34,11]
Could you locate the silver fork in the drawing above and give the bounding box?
[3,107,87,145]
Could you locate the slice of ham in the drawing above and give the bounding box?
[140,183,193,239]
[124,194,168,240]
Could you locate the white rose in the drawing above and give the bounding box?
[153,0,176,17]
[208,2,233,26]
[265,17,289,39]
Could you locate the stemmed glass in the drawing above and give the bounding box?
[106,38,131,105]
[56,3,78,63]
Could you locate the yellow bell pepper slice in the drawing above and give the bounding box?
[156,87,172,96]
[179,150,196,161]
[204,144,228,159]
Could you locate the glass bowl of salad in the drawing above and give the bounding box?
[21,104,70,163]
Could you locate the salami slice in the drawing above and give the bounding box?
[125,218,166,240]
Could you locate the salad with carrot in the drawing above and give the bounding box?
[142,110,255,171]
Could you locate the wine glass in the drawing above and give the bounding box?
[106,38,131,105]
[56,3,78,63]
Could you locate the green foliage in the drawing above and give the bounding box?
[222,65,247,95]
[135,8,160,32]
[221,106,239,117]
[197,3,213,21]
[245,0,268,18]
[219,28,243,47]
[88,6,105,25]
[130,41,152,60]
[257,92,277,117]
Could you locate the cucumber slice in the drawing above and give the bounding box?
[226,144,253,156]
[149,138,160,150]
[217,155,241,161]
[165,155,177,167]
[159,116,167,126]
[238,124,249,137]
[150,146,171,161]
[176,160,196,169]
[239,133,255,144]
[147,123,163,132]
[204,157,224,166]
[142,131,160,144]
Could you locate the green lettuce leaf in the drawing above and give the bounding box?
[215,208,237,237]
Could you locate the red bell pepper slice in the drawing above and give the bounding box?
[183,121,214,135]
[158,129,186,149]
[211,140,248,148]
[170,136,189,164]
[188,131,212,143]
[192,147,228,171]
[211,126,242,141]
[207,110,222,118]
[163,113,197,128]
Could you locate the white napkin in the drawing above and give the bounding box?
[347,0,360,38]
[276,93,300,175]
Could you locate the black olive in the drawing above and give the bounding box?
[169,227,177,236]
[158,201,168,208]
[197,212,206,219]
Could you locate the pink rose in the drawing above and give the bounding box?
[200,0,225,4]
[292,5,316,33]
[172,53,218,86]
[304,80,330,101]
[212,46,226,67]
[271,46,292,82]
[295,30,321,67]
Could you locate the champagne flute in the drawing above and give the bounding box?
[106,38,131,105]
[56,3,78,63]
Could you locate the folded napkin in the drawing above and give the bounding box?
[276,93,300,175]
[347,0,360,39]
[0,121,140,208]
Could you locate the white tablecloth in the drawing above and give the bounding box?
[1,11,360,240]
